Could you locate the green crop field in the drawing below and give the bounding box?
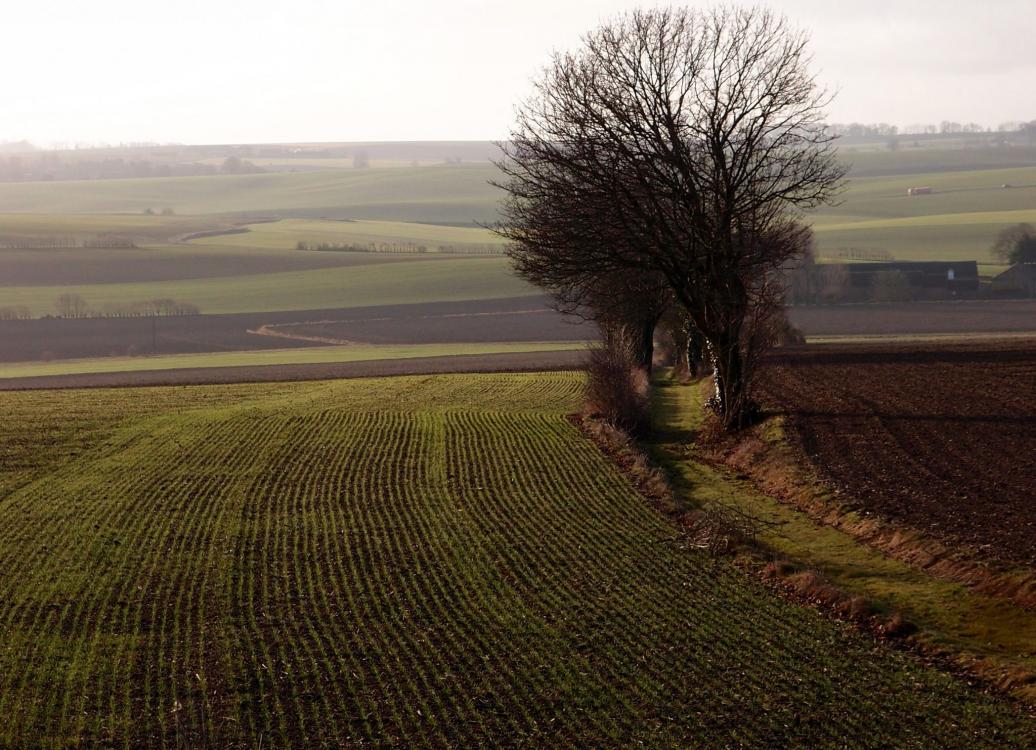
[0,373,1031,748]
[2,145,1035,322]
[812,166,1036,260]
[0,341,580,379]
[0,165,501,224]
[1,255,532,316]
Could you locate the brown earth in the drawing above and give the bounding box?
[760,339,1036,567]
[0,296,593,362]
[0,349,586,391]
[788,299,1036,338]
[252,306,592,345]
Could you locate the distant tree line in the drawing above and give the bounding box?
[834,247,893,262]
[0,306,32,320]
[51,294,200,319]
[828,120,1036,138]
[0,235,137,249]
[296,240,503,255]
[0,156,223,183]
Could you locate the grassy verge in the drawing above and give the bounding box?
[648,376,1036,702]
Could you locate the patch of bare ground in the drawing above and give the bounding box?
[0,296,586,363]
[702,412,1036,611]
[788,299,1036,338]
[759,339,1036,569]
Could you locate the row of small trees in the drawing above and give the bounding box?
[0,236,136,249]
[296,240,504,255]
[0,306,31,320]
[495,7,844,431]
[53,294,200,319]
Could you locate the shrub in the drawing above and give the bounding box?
[583,341,650,435]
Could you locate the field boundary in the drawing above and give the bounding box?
[576,382,1036,708]
[0,349,586,390]
[705,410,1036,609]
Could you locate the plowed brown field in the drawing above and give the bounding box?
[761,339,1036,566]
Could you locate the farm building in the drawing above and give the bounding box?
[991,264,1036,298]
[840,261,979,301]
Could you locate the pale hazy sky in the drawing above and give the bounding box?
[3,0,1033,146]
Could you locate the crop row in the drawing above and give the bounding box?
[0,374,1030,747]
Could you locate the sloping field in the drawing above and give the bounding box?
[0,341,581,379]
[840,144,1036,178]
[814,208,1036,261]
[0,297,577,363]
[812,166,1036,260]
[194,218,506,252]
[0,255,531,316]
[0,165,501,223]
[0,374,1031,748]
[761,340,1036,566]
[3,156,1034,257]
[0,245,420,286]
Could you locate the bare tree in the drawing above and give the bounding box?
[496,160,675,373]
[497,6,844,428]
[55,293,89,319]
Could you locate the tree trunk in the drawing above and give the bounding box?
[706,329,753,430]
[671,324,691,381]
[687,324,706,379]
[636,315,658,374]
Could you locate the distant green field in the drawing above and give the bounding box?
[0,373,1030,747]
[814,208,1036,261]
[812,166,1036,260]
[0,255,533,316]
[0,165,501,224]
[2,147,1035,316]
[0,341,580,379]
[0,212,185,234]
[837,144,1036,177]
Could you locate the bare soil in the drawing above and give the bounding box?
[0,296,592,362]
[788,299,1036,338]
[760,339,1036,567]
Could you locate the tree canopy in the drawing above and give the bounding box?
[496,6,844,429]
[992,223,1036,265]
